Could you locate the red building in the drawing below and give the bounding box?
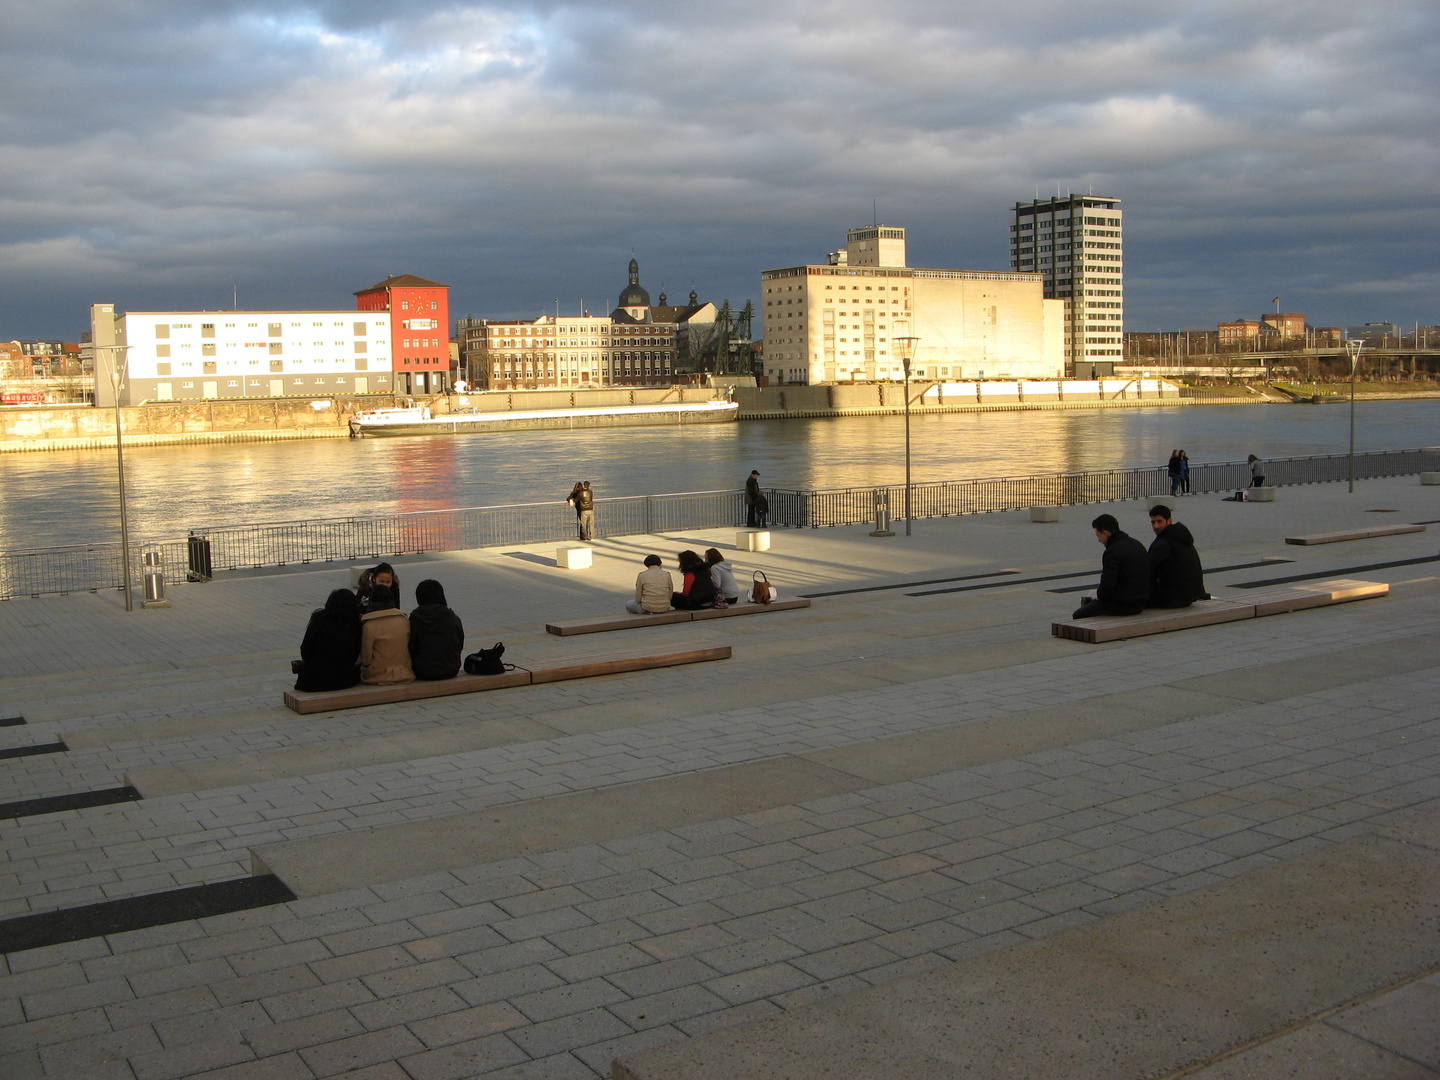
[355,274,451,396]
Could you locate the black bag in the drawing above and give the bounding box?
[464,641,508,676]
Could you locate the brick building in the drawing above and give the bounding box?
[355,275,451,396]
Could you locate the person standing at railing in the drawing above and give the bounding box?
[1179,451,1191,494]
[565,481,584,540]
[745,470,763,528]
[1248,455,1266,488]
[1167,450,1182,496]
[576,481,596,542]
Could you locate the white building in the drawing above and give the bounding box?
[90,305,393,406]
[1009,195,1123,373]
[760,226,1064,384]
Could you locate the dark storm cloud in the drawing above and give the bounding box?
[0,0,1435,338]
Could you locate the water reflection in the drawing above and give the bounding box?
[1,400,1435,549]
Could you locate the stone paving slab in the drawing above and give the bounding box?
[612,816,1440,1080]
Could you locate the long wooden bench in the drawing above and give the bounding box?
[546,598,811,636]
[282,643,731,714]
[1052,578,1388,644]
[1284,524,1425,545]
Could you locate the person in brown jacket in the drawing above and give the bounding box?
[359,585,414,685]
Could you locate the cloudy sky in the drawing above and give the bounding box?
[1,0,1436,340]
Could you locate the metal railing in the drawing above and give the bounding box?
[3,447,1435,600]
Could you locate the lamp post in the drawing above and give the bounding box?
[1345,338,1363,494]
[894,336,920,536]
[97,344,135,611]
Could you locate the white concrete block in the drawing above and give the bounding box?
[1030,506,1060,523]
[738,530,771,552]
[1248,487,1276,502]
[1421,472,1440,486]
[556,545,593,569]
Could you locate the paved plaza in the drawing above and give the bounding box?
[1,476,1438,1079]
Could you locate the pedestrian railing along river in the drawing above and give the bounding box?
[2,447,1436,600]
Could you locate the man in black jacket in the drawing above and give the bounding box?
[1147,505,1207,608]
[1072,513,1150,619]
[745,470,762,528]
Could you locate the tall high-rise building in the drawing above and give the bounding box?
[1010,195,1123,373]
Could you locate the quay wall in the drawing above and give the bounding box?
[734,379,1189,419]
[0,386,725,453]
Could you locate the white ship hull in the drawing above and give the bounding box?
[350,400,739,437]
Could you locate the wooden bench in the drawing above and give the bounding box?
[283,643,731,714]
[1052,578,1388,644]
[546,598,812,636]
[1284,524,1425,545]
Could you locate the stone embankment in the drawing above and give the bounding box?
[733,378,1184,419]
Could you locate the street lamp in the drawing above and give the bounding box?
[894,336,920,536]
[1345,338,1363,494]
[96,344,136,611]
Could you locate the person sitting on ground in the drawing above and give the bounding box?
[294,588,362,692]
[1147,505,1207,609]
[357,562,399,613]
[671,549,718,610]
[359,584,414,684]
[1071,513,1150,620]
[408,579,465,680]
[705,548,741,606]
[626,554,674,615]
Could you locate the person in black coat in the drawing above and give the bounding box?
[671,550,718,610]
[1147,505,1207,608]
[294,588,362,691]
[408,579,465,680]
[1072,514,1150,619]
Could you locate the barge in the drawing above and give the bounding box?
[350,399,739,437]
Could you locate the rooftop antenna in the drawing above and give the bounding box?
[873,198,877,226]
[232,284,237,310]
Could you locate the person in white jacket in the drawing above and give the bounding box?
[626,555,674,614]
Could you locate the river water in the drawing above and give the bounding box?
[2,400,1437,549]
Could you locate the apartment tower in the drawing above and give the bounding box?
[1010,195,1123,374]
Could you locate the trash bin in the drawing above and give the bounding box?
[869,489,895,537]
[142,550,170,608]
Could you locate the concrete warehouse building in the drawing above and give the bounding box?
[90,305,394,406]
[761,225,1064,385]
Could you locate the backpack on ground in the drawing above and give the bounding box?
[464,641,509,676]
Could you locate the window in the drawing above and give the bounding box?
[156,344,171,358]
[401,300,409,310]
[431,301,438,310]
[156,363,171,376]
[270,360,283,372]
[354,322,367,336]
[354,341,367,354]
[201,324,214,338]
[268,323,282,337]
[269,343,282,355]
[202,343,216,356]
[155,324,170,338]
[203,362,217,374]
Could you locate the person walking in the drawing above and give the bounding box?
[1167,450,1182,497]
[1179,450,1191,494]
[745,470,762,528]
[576,480,595,542]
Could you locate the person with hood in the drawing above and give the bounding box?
[1167,451,1182,496]
[671,549,718,610]
[1147,505,1207,608]
[408,579,465,680]
[359,584,414,685]
[1071,513,1150,619]
[705,548,741,606]
[294,588,362,691]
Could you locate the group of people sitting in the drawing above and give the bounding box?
[293,562,466,691]
[1072,505,1207,620]
[626,548,769,613]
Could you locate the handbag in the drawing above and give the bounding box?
[464,641,509,676]
[750,570,774,605]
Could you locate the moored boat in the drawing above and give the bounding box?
[349,399,739,437]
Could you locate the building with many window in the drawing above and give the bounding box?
[355,275,451,396]
[459,260,685,391]
[760,225,1063,385]
[1010,195,1123,372]
[90,304,392,406]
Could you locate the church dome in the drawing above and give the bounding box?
[618,257,650,309]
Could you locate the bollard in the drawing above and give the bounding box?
[869,489,895,537]
[142,550,171,609]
